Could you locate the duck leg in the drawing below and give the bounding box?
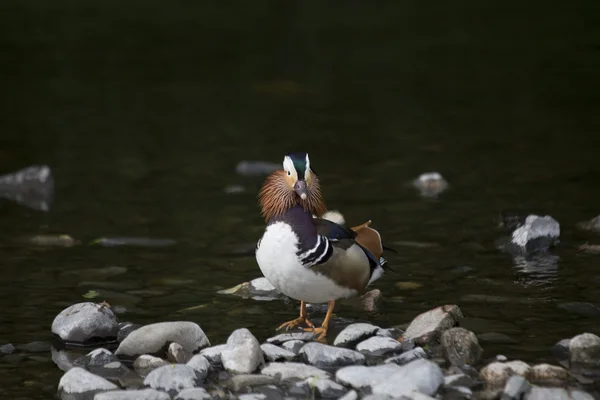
[277,301,314,331]
[305,300,335,341]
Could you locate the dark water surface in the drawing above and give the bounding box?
[1,0,600,397]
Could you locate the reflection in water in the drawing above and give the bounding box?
[513,254,560,287]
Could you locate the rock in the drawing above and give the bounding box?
[115,321,210,358]
[480,361,531,388]
[221,328,264,374]
[238,394,267,400]
[133,355,170,377]
[299,342,365,368]
[51,346,80,372]
[443,386,473,399]
[95,389,171,400]
[525,387,570,400]
[117,322,141,343]
[143,364,201,395]
[444,373,477,388]
[281,340,304,354]
[265,332,317,344]
[441,327,482,366]
[478,332,519,345]
[355,336,402,357]
[57,367,117,398]
[168,342,192,363]
[384,347,427,365]
[52,302,119,344]
[371,359,444,397]
[186,354,211,381]
[174,388,212,400]
[501,375,531,400]
[199,344,227,365]
[0,343,15,354]
[338,390,358,400]
[260,343,296,362]
[74,348,118,368]
[570,333,600,367]
[403,305,463,345]
[0,164,54,211]
[225,374,277,391]
[529,363,569,384]
[570,391,596,400]
[292,377,348,398]
[412,172,449,197]
[497,355,508,362]
[261,362,330,380]
[557,302,600,317]
[19,340,50,353]
[576,215,600,233]
[217,277,282,301]
[510,215,560,253]
[334,323,380,348]
[552,338,571,361]
[335,364,402,390]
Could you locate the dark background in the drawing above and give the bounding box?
[1,1,599,398]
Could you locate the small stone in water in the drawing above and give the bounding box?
[552,338,570,361]
[260,343,296,362]
[143,364,200,395]
[333,323,380,348]
[510,214,560,253]
[356,336,402,357]
[199,344,227,365]
[281,340,304,354]
[371,359,444,397]
[576,215,600,233]
[480,361,531,388]
[186,354,211,381]
[74,348,117,368]
[0,343,15,354]
[570,333,600,367]
[384,347,427,366]
[174,388,212,400]
[497,354,508,362]
[441,327,482,366]
[403,304,463,345]
[52,302,119,344]
[412,172,449,197]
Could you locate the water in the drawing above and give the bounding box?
[1,0,600,397]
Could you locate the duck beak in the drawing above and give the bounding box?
[294,180,308,200]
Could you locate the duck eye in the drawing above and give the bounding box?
[287,171,291,176]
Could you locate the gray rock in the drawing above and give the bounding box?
[281,340,304,354]
[510,215,560,253]
[497,355,508,362]
[0,164,54,211]
[115,321,210,357]
[333,323,380,348]
[74,348,117,368]
[222,328,264,374]
[552,338,570,361]
[335,364,402,390]
[51,346,80,372]
[199,344,227,365]
[292,377,347,398]
[338,390,358,400]
[143,364,200,395]
[168,342,192,363]
[217,277,282,301]
[261,362,330,380]
[570,391,596,400]
[444,373,477,388]
[0,343,15,354]
[529,363,569,384]
[355,336,402,357]
[266,332,317,344]
[576,215,600,233]
[570,333,600,367]
[174,388,212,400]
[403,305,463,345]
[225,374,277,391]
[52,302,119,343]
[238,394,267,400]
[442,387,472,399]
[412,172,448,197]
[186,354,211,381]
[58,367,117,398]
[525,387,570,400]
[94,389,171,400]
[441,327,482,366]
[260,343,296,362]
[117,322,142,343]
[371,359,444,397]
[299,342,365,368]
[480,361,531,388]
[384,347,427,365]
[133,355,170,377]
[19,340,50,353]
[501,375,531,400]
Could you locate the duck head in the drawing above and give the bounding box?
[258,152,327,222]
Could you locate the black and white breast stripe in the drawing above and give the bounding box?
[297,235,333,267]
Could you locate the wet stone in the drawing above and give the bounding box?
[168,342,192,363]
[51,347,80,372]
[74,348,117,368]
[480,361,532,388]
[174,387,212,400]
[443,386,473,399]
[52,302,119,344]
[570,333,600,367]
[501,375,531,400]
[199,344,227,365]
[260,343,296,362]
[133,355,170,377]
[339,390,359,400]
[225,374,277,391]
[525,387,570,400]
[265,332,317,344]
[95,389,171,400]
[115,321,210,358]
[403,305,463,345]
[0,343,15,354]
[335,363,402,391]
[238,394,267,400]
[261,362,330,381]
[254,384,285,399]
[299,342,365,368]
[441,327,482,366]
[222,328,264,374]
[186,354,211,381]
[117,322,141,343]
[509,214,560,253]
[281,340,304,354]
[529,363,569,384]
[19,340,50,353]
[444,373,477,388]
[384,347,427,365]
[58,367,118,397]
[218,277,282,301]
[355,336,402,357]
[333,323,380,348]
[143,364,201,395]
[478,332,519,345]
[292,377,348,398]
[552,338,571,361]
[371,359,444,397]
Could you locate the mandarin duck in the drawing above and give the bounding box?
[255,152,389,340]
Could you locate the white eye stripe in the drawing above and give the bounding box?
[283,156,296,175]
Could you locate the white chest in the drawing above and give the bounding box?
[255,222,356,303]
